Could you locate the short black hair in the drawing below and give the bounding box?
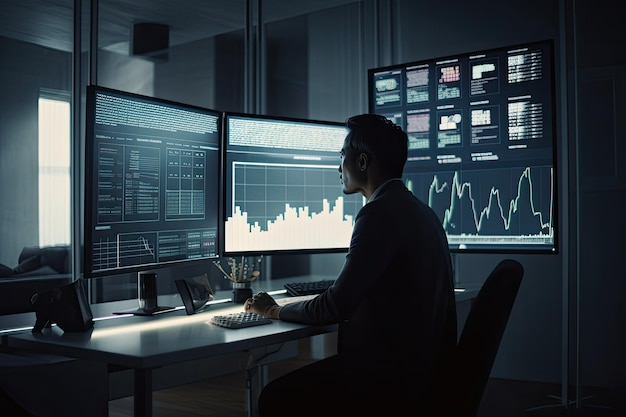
[344,114,408,178]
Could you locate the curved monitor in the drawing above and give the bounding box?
[84,86,222,282]
[368,40,558,253]
[222,112,363,256]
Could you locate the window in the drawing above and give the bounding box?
[38,92,71,246]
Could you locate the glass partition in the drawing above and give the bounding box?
[96,0,246,111]
[0,0,74,283]
[0,0,367,305]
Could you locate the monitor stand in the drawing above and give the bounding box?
[113,271,176,316]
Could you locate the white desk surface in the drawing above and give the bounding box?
[5,276,477,368]
[5,274,477,367]
[6,293,337,371]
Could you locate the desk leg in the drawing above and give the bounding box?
[246,365,265,417]
[134,368,152,417]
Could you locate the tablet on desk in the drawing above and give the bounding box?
[176,274,214,315]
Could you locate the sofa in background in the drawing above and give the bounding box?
[0,246,73,315]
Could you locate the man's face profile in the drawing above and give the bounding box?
[339,137,364,196]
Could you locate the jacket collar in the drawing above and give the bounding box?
[367,178,403,203]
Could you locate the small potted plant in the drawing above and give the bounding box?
[213,256,263,303]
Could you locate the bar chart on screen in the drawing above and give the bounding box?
[225,161,362,253]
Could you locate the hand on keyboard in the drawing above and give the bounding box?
[244,292,282,319]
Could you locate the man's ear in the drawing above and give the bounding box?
[358,153,368,171]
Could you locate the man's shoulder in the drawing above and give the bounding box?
[358,183,414,217]
[372,179,407,198]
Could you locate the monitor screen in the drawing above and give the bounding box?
[84,86,222,278]
[222,112,363,255]
[368,40,558,253]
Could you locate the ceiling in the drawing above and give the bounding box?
[0,0,359,53]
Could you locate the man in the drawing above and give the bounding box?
[246,114,457,416]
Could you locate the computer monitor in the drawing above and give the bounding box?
[222,112,363,256]
[84,86,222,314]
[368,40,558,253]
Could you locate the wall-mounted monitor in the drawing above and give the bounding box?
[369,40,558,253]
[222,112,362,256]
[84,86,222,313]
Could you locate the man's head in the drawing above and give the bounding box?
[339,114,408,197]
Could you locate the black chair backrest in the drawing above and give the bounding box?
[449,259,524,416]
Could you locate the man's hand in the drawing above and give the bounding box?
[244,292,282,319]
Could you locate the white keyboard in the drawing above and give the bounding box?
[210,312,272,329]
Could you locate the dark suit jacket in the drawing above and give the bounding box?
[279,179,457,382]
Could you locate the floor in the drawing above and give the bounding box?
[108,346,308,417]
[108,341,626,417]
[109,378,625,417]
[4,371,622,417]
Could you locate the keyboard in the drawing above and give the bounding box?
[210,312,272,329]
[283,279,334,296]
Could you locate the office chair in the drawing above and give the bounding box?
[430,259,524,417]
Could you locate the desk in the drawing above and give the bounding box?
[6,302,336,417]
[5,278,477,417]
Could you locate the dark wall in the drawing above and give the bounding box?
[573,0,626,390]
[265,15,309,117]
[214,31,245,113]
